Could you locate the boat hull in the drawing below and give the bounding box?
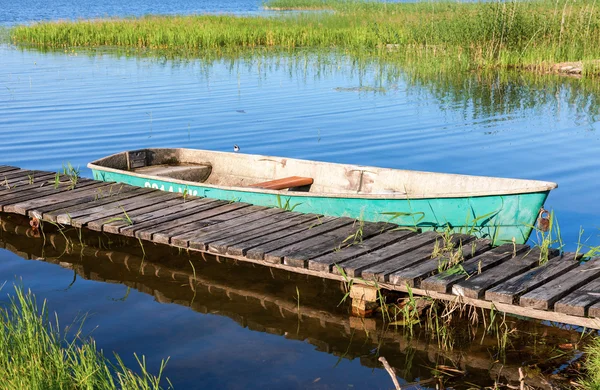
[91,168,549,245]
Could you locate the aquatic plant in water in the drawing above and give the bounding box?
[0,285,171,389]
[578,336,600,389]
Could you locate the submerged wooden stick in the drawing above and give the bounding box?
[378,356,401,390]
[519,367,525,390]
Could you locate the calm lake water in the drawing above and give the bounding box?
[1,0,599,388]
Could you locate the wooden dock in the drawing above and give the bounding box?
[1,165,600,329]
[0,217,579,389]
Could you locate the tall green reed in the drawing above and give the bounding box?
[10,0,600,74]
[0,284,171,389]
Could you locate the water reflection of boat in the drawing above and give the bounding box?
[89,148,557,244]
[0,216,577,389]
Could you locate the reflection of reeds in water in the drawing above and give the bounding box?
[0,214,588,389]
[11,40,600,127]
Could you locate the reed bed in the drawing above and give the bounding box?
[9,0,600,74]
[0,285,170,389]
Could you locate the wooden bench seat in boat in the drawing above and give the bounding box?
[249,176,313,190]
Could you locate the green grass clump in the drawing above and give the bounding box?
[579,336,600,389]
[0,285,171,389]
[9,0,600,74]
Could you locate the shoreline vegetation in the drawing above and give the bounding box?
[9,0,600,76]
[0,285,171,389]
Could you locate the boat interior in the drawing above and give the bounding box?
[88,148,557,198]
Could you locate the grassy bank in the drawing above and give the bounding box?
[0,285,170,389]
[9,0,600,74]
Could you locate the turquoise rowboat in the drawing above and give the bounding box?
[88,148,557,244]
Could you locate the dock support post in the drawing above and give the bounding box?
[350,285,380,317]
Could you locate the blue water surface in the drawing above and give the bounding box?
[0,0,263,25]
[1,0,599,388]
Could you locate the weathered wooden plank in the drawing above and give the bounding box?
[0,166,20,174]
[182,209,295,249]
[0,170,55,187]
[589,301,600,318]
[0,173,57,194]
[0,171,66,193]
[2,181,106,214]
[520,257,600,310]
[53,187,158,220]
[8,173,57,184]
[0,169,43,181]
[420,244,529,293]
[136,202,250,242]
[0,177,96,204]
[485,253,581,304]
[388,239,492,288]
[119,199,227,238]
[554,278,600,317]
[307,230,416,272]
[211,214,323,256]
[452,249,558,299]
[173,207,288,249]
[66,191,180,228]
[49,187,153,224]
[0,183,62,204]
[281,222,393,268]
[39,185,141,221]
[100,198,219,234]
[152,204,263,245]
[92,196,188,233]
[245,217,351,261]
[361,234,474,283]
[331,231,439,278]
[71,189,172,220]
[0,174,93,192]
[406,286,600,330]
[194,210,302,251]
